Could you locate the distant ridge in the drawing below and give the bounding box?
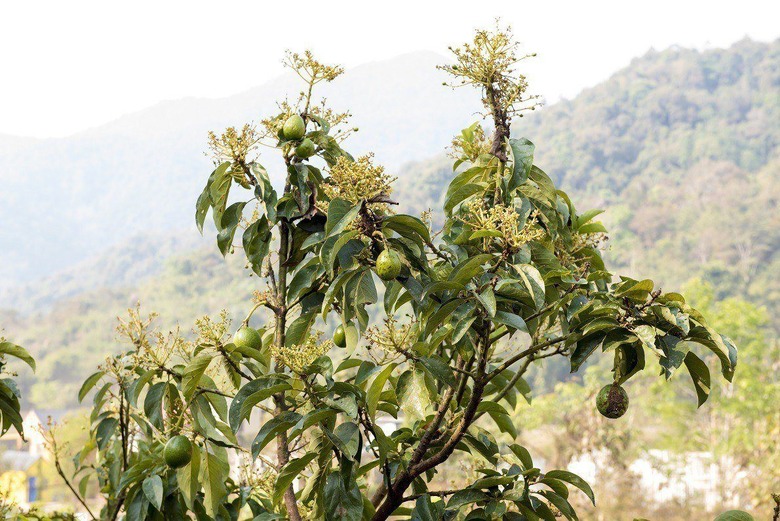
[0,51,480,287]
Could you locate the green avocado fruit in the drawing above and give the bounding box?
[596,383,629,419]
[282,114,306,140]
[713,511,754,521]
[376,249,402,281]
[164,435,192,469]
[233,326,262,351]
[333,325,347,348]
[295,138,316,158]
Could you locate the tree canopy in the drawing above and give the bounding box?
[46,27,741,520]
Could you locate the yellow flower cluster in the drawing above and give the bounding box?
[439,24,541,118]
[365,317,414,363]
[321,154,395,209]
[556,231,609,268]
[207,124,261,188]
[194,310,231,347]
[270,332,333,374]
[462,200,545,252]
[207,124,260,166]
[284,50,344,85]
[253,468,277,499]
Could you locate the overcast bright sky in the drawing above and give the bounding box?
[2,0,778,138]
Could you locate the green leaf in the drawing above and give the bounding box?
[396,366,431,421]
[251,411,301,459]
[514,264,546,310]
[684,351,711,407]
[229,377,292,432]
[508,137,534,190]
[444,166,486,215]
[208,162,232,230]
[418,356,456,388]
[447,489,490,509]
[544,470,595,506]
[0,342,36,371]
[614,344,645,385]
[243,216,272,276]
[535,490,578,521]
[176,443,201,510]
[326,198,360,237]
[216,201,246,256]
[614,278,654,303]
[570,333,606,372]
[78,371,104,403]
[509,443,534,470]
[182,354,213,400]
[142,475,163,511]
[323,471,363,521]
[367,363,396,421]
[577,222,608,234]
[195,180,212,233]
[658,336,691,379]
[143,382,166,430]
[476,287,497,317]
[383,214,431,243]
[0,393,22,435]
[274,453,317,505]
[411,493,439,521]
[289,409,338,441]
[95,417,118,451]
[488,410,517,438]
[574,209,604,229]
[469,229,504,240]
[201,446,229,518]
[493,310,528,334]
[450,254,494,285]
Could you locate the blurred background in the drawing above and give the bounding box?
[0,0,778,518]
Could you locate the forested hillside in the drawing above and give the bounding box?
[2,38,778,410]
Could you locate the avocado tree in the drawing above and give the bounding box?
[57,27,738,520]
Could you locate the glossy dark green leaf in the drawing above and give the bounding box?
[229,377,292,432]
[142,475,163,511]
[684,351,711,407]
[508,137,534,190]
[78,371,104,403]
[274,453,317,505]
[216,201,246,256]
[323,470,363,521]
[544,470,595,506]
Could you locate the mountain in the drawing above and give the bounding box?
[2,38,779,410]
[0,51,480,289]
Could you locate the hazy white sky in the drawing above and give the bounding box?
[2,0,778,138]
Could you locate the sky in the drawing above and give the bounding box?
[2,0,778,138]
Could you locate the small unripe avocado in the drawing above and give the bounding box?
[233,326,262,351]
[164,435,192,469]
[714,511,754,521]
[333,325,347,348]
[295,138,316,158]
[596,384,629,419]
[282,114,306,140]
[376,249,402,281]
